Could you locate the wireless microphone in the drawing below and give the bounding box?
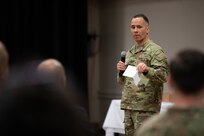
[119,51,126,76]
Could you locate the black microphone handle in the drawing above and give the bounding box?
[119,70,124,77]
[119,51,126,77]
[121,56,125,63]
[119,56,125,76]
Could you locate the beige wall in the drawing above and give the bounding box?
[88,0,204,125]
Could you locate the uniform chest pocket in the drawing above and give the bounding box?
[137,53,151,66]
[126,57,136,66]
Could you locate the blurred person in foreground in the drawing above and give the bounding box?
[116,14,168,135]
[37,58,85,107]
[0,58,96,136]
[0,41,9,89]
[37,58,67,89]
[136,49,204,136]
[0,83,88,136]
[37,58,97,136]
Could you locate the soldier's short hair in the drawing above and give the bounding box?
[133,14,149,25]
[169,49,204,95]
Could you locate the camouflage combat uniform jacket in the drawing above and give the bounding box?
[136,107,204,136]
[117,40,168,112]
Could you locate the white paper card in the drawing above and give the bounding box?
[123,65,141,85]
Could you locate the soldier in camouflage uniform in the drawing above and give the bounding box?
[117,14,168,136]
[136,49,204,136]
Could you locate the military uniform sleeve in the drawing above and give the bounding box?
[144,49,168,83]
[117,73,125,85]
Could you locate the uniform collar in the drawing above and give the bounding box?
[130,39,151,54]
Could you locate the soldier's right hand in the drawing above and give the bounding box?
[117,61,126,71]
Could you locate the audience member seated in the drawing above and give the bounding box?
[36,58,97,136]
[37,58,67,89]
[136,49,204,136]
[0,83,89,136]
[0,58,97,136]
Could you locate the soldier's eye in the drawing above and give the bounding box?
[137,25,143,29]
[131,25,135,29]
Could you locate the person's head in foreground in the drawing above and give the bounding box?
[37,58,67,89]
[136,49,204,136]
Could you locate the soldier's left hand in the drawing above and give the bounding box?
[137,62,149,73]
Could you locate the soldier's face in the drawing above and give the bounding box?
[130,17,149,44]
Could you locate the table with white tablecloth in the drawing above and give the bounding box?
[102,99,174,136]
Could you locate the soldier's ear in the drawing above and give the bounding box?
[147,26,150,34]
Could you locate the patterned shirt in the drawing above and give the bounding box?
[136,107,204,136]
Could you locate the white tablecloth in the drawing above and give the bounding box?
[102,99,174,136]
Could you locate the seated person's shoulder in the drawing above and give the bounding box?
[136,113,163,136]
